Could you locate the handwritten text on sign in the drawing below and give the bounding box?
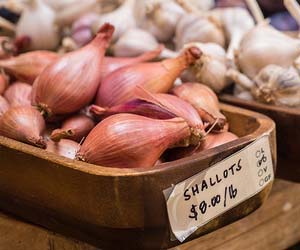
[164,135,274,243]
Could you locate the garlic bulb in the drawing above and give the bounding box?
[137,0,185,42]
[54,0,98,27]
[113,28,178,58]
[92,0,136,42]
[16,0,60,51]
[175,14,225,50]
[212,7,255,63]
[228,65,300,107]
[236,22,300,79]
[188,0,214,10]
[252,65,300,107]
[181,42,229,93]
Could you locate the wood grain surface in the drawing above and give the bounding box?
[0,179,299,250]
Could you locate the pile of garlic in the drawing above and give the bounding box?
[4,0,300,107]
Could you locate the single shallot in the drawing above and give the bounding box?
[172,83,226,130]
[0,106,46,148]
[32,23,114,117]
[0,51,59,84]
[96,47,202,107]
[76,114,191,168]
[50,114,95,142]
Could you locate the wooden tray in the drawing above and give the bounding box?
[0,104,276,250]
[220,94,300,182]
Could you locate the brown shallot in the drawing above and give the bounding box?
[172,83,226,130]
[76,114,191,168]
[0,106,46,148]
[0,51,59,84]
[46,139,80,159]
[32,23,114,118]
[4,82,32,107]
[96,47,202,107]
[50,114,95,142]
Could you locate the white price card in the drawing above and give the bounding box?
[164,135,274,243]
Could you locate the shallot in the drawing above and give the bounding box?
[76,114,191,168]
[0,51,59,84]
[0,106,46,148]
[32,23,114,117]
[96,47,202,107]
[172,83,226,130]
[50,114,95,142]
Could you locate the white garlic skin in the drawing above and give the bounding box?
[113,28,178,58]
[181,42,229,93]
[175,14,225,50]
[138,0,185,42]
[237,23,300,79]
[16,0,60,51]
[212,7,255,62]
[92,0,136,42]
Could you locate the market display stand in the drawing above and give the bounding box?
[0,179,299,250]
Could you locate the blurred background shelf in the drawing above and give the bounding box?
[0,178,299,250]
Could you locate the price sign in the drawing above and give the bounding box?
[164,135,274,243]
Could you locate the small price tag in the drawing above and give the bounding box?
[164,135,274,243]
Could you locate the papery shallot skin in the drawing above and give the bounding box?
[96,47,202,107]
[50,114,95,142]
[0,106,46,148]
[4,82,32,107]
[0,51,59,84]
[32,24,114,117]
[76,114,191,168]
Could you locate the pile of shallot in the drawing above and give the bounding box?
[0,22,238,169]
